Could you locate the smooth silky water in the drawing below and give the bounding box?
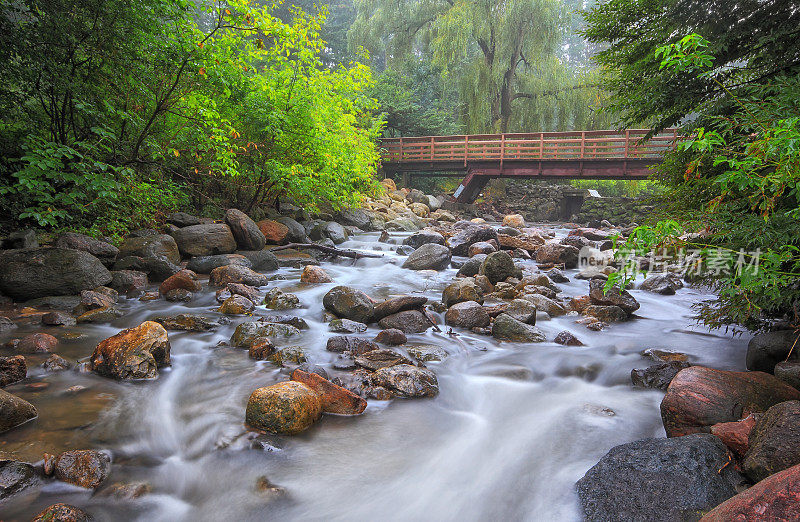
[0,226,748,521]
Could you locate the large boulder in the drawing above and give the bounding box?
[171,224,237,257]
[442,278,484,307]
[166,211,201,227]
[502,214,525,228]
[445,301,490,328]
[323,286,374,323]
[209,264,268,287]
[372,296,428,321]
[0,459,37,500]
[55,232,119,265]
[576,434,743,522]
[371,364,439,398]
[237,249,279,271]
[291,369,367,415]
[631,361,690,390]
[492,313,546,342]
[660,366,800,437]
[447,222,499,257]
[276,216,309,242]
[589,278,640,315]
[700,463,800,521]
[743,400,800,482]
[119,234,180,264]
[246,381,323,434]
[113,255,179,282]
[225,208,266,250]
[0,356,26,387]
[402,243,451,271]
[337,209,372,230]
[32,504,91,522]
[639,273,684,295]
[16,333,58,354]
[479,251,516,284]
[158,269,202,295]
[186,254,251,274]
[403,231,445,249]
[90,321,171,379]
[230,322,300,348]
[0,248,112,300]
[377,310,430,333]
[257,219,290,244]
[109,270,148,294]
[747,329,800,373]
[49,449,110,489]
[325,222,348,244]
[535,243,579,268]
[0,389,37,433]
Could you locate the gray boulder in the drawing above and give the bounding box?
[402,243,452,271]
[0,248,112,300]
[0,389,37,433]
[225,208,266,250]
[276,216,308,242]
[491,313,546,342]
[237,249,280,271]
[403,231,445,248]
[171,224,237,257]
[325,222,348,244]
[118,234,180,264]
[479,251,516,284]
[323,286,374,323]
[54,232,119,265]
[447,222,499,256]
[166,211,201,227]
[747,330,800,373]
[187,254,251,274]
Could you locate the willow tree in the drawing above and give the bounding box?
[350,0,608,133]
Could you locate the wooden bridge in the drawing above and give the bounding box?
[380,129,679,203]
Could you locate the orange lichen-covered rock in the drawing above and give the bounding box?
[291,369,367,415]
[90,321,171,379]
[300,265,333,283]
[245,381,323,435]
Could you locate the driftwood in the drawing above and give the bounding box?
[269,243,383,259]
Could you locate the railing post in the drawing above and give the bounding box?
[500,134,505,169]
[624,130,630,158]
[580,131,585,159]
[399,137,404,161]
[539,133,544,159]
[464,135,469,167]
[430,136,435,161]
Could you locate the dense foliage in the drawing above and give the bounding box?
[585,0,800,332]
[0,0,383,237]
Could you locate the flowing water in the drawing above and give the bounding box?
[0,225,749,521]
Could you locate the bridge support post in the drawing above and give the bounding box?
[454,171,491,204]
[401,172,411,189]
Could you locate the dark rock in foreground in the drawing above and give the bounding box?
[743,400,800,482]
[576,434,743,522]
[0,248,112,300]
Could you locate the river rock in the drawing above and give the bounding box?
[445,301,490,328]
[468,241,496,256]
[521,293,565,316]
[492,313,546,342]
[42,354,71,372]
[746,329,800,373]
[218,295,255,315]
[336,209,371,230]
[171,224,237,257]
[631,361,690,390]
[374,329,407,346]
[166,211,201,227]
[76,305,123,323]
[402,243,451,271]
[457,254,486,277]
[371,364,439,398]
[16,332,58,354]
[700,463,800,521]
[0,389,37,433]
[276,216,309,242]
[535,243,579,268]
[41,310,76,326]
[743,400,800,482]
[237,249,280,271]
[119,234,179,264]
[660,366,800,437]
[3,229,37,249]
[0,316,17,333]
[355,348,414,371]
[186,254,251,274]
[710,414,758,458]
[246,381,323,435]
[589,278,640,315]
[55,232,119,265]
[406,344,448,362]
[0,459,37,500]
[478,251,516,284]
[32,503,91,522]
[257,219,290,244]
[639,273,684,295]
[378,310,430,333]
[264,289,300,310]
[403,230,445,248]
[159,269,202,295]
[300,265,333,283]
[504,299,537,324]
[216,283,260,303]
[576,434,743,522]
[583,305,627,323]
[230,322,300,348]
[554,331,583,346]
[226,208,266,250]
[0,356,26,387]
[209,264,267,287]
[113,255,180,282]
[0,248,112,300]
[90,321,171,380]
[502,214,525,228]
[72,288,116,316]
[326,336,379,355]
[323,286,374,323]
[49,450,110,489]
[442,278,484,307]
[774,361,800,390]
[372,296,428,321]
[329,318,367,333]
[447,222,498,257]
[291,369,366,415]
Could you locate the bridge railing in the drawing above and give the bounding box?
[381,129,679,164]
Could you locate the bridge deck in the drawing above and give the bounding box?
[381,129,678,171]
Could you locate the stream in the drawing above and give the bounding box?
[0,224,749,521]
